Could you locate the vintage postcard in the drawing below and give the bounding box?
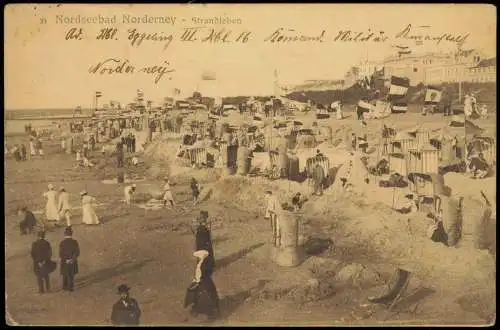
[4,3,496,326]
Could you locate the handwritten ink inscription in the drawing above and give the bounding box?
[64,24,470,48]
[96,28,118,40]
[88,58,175,84]
[395,24,469,47]
[62,20,473,83]
[179,27,252,43]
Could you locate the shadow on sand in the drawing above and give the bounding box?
[216,243,265,271]
[217,279,270,321]
[75,259,154,290]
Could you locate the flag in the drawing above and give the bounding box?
[391,101,408,113]
[424,86,442,105]
[173,88,181,95]
[95,91,102,98]
[201,71,216,80]
[389,76,410,96]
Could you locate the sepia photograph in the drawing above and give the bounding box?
[4,3,496,326]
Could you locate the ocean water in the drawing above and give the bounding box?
[4,109,93,134]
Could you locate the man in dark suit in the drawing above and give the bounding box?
[194,211,214,259]
[110,284,141,325]
[59,226,80,292]
[116,140,124,168]
[19,207,37,235]
[30,231,53,293]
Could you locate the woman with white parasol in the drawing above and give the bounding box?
[80,190,100,225]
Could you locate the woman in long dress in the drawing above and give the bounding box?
[43,184,60,225]
[81,191,100,225]
[184,250,220,321]
[29,138,36,156]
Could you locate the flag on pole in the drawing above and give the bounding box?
[95,91,102,98]
[424,86,442,105]
[173,88,181,95]
[389,76,410,96]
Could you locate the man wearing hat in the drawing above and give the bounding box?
[124,184,137,206]
[110,284,141,325]
[59,227,80,292]
[30,231,54,293]
[193,211,215,261]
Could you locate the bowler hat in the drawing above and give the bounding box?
[199,211,209,220]
[117,284,130,294]
[64,226,73,236]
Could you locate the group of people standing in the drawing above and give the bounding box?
[30,226,80,294]
[41,184,100,228]
[115,133,137,168]
[9,144,27,161]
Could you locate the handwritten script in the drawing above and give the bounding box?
[64,24,471,83]
[88,58,175,84]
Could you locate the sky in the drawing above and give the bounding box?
[4,3,496,109]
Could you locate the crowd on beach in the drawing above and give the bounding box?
[8,89,496,325]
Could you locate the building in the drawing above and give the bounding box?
[383,52,451,85]
[358,60,380,79]
[467,58,496,83]
[381,49,494,85]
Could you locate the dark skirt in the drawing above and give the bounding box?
[185,277,220,319]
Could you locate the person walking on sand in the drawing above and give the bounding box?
[19,206,37,235]
[36,138,44,156]
[81,191,100,225]
[59,226,80,292]
[193,211,215,262]
[31,231,55,294]
[20,144,27,161]
[43,184,60,226]
[58,187,72,227]
[29,137,36,157]
[162,178,175,209]
[124,184,136,206]
[191,178,201,206]
[110,284,142,325]
[265,190,281,247]
[184,250,220,322]
[61,137,66,153]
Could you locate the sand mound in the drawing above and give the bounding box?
[304,194,496,298]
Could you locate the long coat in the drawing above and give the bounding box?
[59,237,80,275]
[82,195,100,225]
[31,239,52,276]
[195,225,214,261]
[43,190,60,221]
[184,256,219,318]
[111,297,141,325]
[22,211,37,230]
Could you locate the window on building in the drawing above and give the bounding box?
[413,68,418,72]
